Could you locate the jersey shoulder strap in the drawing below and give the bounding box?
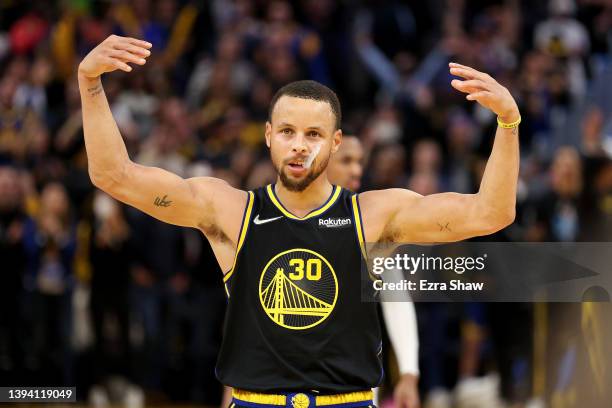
[222,190,256,293]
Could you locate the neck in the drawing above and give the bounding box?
[274,174,333,218]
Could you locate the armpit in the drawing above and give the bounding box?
[197,219,231,244]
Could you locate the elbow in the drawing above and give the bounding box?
[482,206,516,234]
[89,173,116,193]
[474,192,516,235]
[88,169,104,189]
[88,168,104,189]
[499,206,516,229]
[88,161,129,192]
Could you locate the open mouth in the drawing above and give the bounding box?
[288,161,305,170]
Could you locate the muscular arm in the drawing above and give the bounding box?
[361,63,519,243]
[79,35,245,244]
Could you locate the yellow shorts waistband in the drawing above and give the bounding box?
[232,389,374,407]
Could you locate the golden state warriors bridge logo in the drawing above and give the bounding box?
[259,248,338,330]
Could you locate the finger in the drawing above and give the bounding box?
[124,37,153,49]
[466,91,493,101]
[108,50,147,65]
[110,41,151,58]
[450,66,489,81]
[110,59,132,72]
[119,43,151,58]
[451,79,488,93]
[449,62,486,75]
[449,62,473,70]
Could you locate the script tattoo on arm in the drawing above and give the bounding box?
[87,85,103,97]
[154,194,172,207]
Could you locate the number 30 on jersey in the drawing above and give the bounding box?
[288,258,322,281]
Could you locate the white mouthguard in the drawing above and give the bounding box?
[304,144,321,169]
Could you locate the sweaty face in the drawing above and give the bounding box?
[327,137,364,192]
[266,96,340,192]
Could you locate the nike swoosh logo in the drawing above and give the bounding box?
[253,214,283,225]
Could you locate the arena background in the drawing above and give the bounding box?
[0,0,610,407]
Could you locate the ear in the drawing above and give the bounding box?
[265,121,272,148]
[331,129,342,154]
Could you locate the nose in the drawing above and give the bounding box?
[291,132,308,154]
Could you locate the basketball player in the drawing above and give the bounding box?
[327,136,420,408]
[78,36,520,408]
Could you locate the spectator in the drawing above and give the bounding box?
[89,192,133,387]
[21,182,77,385]
[0,165,27,384]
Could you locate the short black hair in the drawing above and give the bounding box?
[268,80,342,130]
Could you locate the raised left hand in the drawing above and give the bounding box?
[449,62,519,123]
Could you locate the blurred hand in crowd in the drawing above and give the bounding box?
[131,265,155,288]
[169,272,190,295]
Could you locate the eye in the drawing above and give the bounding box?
[281,128,293,135]
[307,131,320,137]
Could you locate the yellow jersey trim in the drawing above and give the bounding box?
[317,391,374,406]
[233,389,286,405]
[352,194,378,282]
[351,194,367,261]
[232,389,374,406]
[266,184,341,220]
[223,191,255,284]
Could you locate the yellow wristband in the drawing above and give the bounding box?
[497,115,521,129]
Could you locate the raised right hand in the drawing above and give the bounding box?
[78,35,152,79]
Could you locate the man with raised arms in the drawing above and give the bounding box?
[78,35,519,408]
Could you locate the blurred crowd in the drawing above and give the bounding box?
[0,0,610,406]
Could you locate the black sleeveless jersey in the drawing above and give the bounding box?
[215,184,383,393]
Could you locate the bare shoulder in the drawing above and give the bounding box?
[358,188,422,217]
[357,188,422,242]
[187,176,246,202]
[358,188,421,206]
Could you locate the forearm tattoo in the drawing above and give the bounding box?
[437,221,451,232]
[154,195,172,207]
[87,85,103,97]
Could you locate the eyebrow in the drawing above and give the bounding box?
[278,122,325,132]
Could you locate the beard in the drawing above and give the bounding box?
[277,153,330,192]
